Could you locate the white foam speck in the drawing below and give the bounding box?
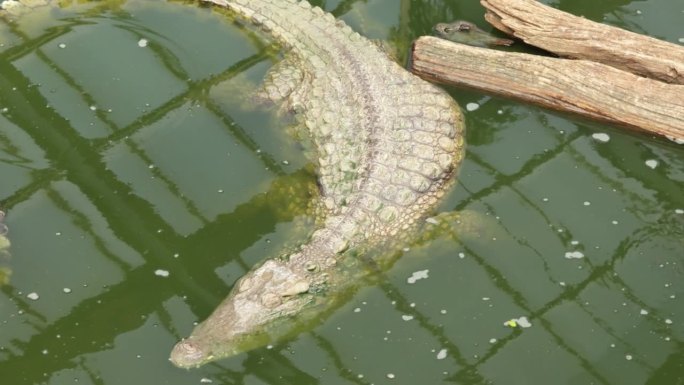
[154,269,169,277]
[626,354,633,360]
[675,209,683,214]
[200,378,213,384]
[645,159,659,169]
[458,252,465,259]
[466,102,479,111]
[407,269,429,284]
[401,315,414,321]
[583,201,591,206]
[27,292,39,300]
[565,251,584,259]
[353,307,361,313]
[489,338,497,344]
[440,309,447,314]
[138,38,148,48]
[425,217,439,225]
[679,38,684,43]
[436,349,447,360]
[386,373,395,379]
[89,105,97,111]
[58,43,66,49]
[63,288,72,294]
[665,319,673,324]
[592,133,610,142]
[640,309,648,315]
[516,316,532,328]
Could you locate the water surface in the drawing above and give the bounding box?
[0,1,683,384]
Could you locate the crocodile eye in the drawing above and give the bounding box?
[443,27,454,33]
[458,24,471,32]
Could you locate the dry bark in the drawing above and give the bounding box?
[481,0,684,85]
[411,36,684,140]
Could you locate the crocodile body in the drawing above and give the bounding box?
[169,0,465,368]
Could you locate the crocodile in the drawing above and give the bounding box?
[1,0,464,367]
[169,0,465,368]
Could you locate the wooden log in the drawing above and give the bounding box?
[481,0,684,85]
[410,36,684,141]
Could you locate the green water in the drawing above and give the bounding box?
[0,0,683,384]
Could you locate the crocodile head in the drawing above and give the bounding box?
[169,258,319,368]
[433,20,513,47]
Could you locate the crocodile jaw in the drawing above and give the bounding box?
[170,259,318,368]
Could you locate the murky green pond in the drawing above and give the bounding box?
[1,0,683,384]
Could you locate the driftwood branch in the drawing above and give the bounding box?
[481,0,684,85]
[411,36,684,140]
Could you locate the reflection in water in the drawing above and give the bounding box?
[0,1,682,384]
[0,210,9,285]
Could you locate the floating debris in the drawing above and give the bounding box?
[640,309,648,315]
[63,288,72,294]
[138,38,148,48]
[27,292,39,300]
[436,349,447,360]
[645,159,659,169]
[625,354,633,360]
[665,319,673,325]
[154,269,170,277]
[564,251,585,259]
[407,269,429,284]
[504,316,532,328]
[58,43,66,49]
[466,102,479,112]
[401,315,414,321]
[675,209,683,215]
[592,133,610,142]
[386,373,395,379]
